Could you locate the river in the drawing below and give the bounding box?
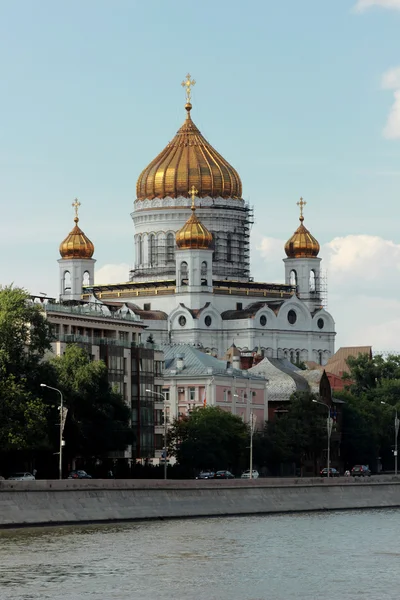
[0,509,399,600]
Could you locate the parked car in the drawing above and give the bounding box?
[196,471,215,480]
[214,470,235,479]
[320,467,340,477]
[67,470,92,479]
[351,465,371,477]
[7,472,35,481]
[241,470,259,479]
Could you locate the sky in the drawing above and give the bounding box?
[1,0,400,351]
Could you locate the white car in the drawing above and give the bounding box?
[241,470,259,479]
[7,472,35,481]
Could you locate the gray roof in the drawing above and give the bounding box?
[248,358,323,402]
[162,345,265,380]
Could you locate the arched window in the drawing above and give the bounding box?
[319,351,323,366]
[290,270,297,287]
[214,234,221,261]
[167,233,175,262]
[296,351,300,364]
[138,236,143,265]
[201,261,208,286]
[310,270,316,292]
[180,261,188,286]
[63,271,71,294]
[149,234,156,265]
[82,271,90,286]
[227,233,232,262]
[290,351,295,363]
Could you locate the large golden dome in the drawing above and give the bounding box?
[176,187,213,250]
[285,198,320,258]
[136,95,242,200]
[59,200,95,260]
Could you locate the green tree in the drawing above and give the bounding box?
[168,406,248,473]
[47,344,134,463]
[253,392,326,475]
[0,287,51,464]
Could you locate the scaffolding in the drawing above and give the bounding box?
[129,202,255,282]
[317,270,328,309]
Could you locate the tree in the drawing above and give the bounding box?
[0,287,51,464]
[47,344,134,464]
[253,392,326,475]
[168,406,248,473]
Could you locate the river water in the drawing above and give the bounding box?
[0,509,399,600]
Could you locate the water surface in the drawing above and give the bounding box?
[0,509,399,600]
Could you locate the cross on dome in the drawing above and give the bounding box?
[181,73,196,104]
[189,185,198,209]
[72,198,81,222]
[297,197,306,221]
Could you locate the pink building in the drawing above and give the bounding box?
[155,345,268,456]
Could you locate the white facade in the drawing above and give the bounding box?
[58,257,95,301]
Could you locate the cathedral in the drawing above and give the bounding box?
[57,75,336,365]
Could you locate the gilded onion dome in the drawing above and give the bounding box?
[285,198,320,258]
[59,199,94,259]
[136,74,242,200]
[176,186,213,250]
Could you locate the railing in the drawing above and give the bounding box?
[55,333,161,351]
[44,302,142,323]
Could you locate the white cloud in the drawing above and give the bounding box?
[383,90,400,139]
[255,234,400,350]
[354,0,400,11]
[382,67,400,90]
[95,263,131,284]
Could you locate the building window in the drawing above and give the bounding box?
[288,310,297,325]
[317,318,324,329]
[290,270,297,287]
[179,315,187,327]
[201,261,208,286]
[63,271,71,294]
[143,303,151,311]
[205,315,212,327]
[180,261,188,286]
[83,271,90,286]
[227,233,232,262]
[236,303,242,311]
[189,387,195,401]
[149,234,156,265]
[260,315,267,326]
[310,270,316,292]
[167,233,175,262]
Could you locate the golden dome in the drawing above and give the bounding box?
[136,95,242,200]
[176,186,213,250]
[59,200,95,259]
[285,198,320,258]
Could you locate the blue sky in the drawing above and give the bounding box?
[1,0,400,349]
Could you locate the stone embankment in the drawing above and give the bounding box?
[1,476,399,528]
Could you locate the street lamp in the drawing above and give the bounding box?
[381,401,399,476]
[249,412,256,480]
[146,389,168,480]
[40,384,64,480]
[312,399,333,478]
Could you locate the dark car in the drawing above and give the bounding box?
[351,465,371,477]
[67,470,92,479]
[214,470,235,479]
[320,467,340,477]
[196,471,215,480]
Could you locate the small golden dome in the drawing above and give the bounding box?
[136,98,242,200]
[59,200,95,259]
[176,186,213,250]
[285,198,320,258]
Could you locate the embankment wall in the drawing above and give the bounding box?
[1,477,400,528]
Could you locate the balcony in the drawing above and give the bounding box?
[55,333,161,351]
[44,302,142,324]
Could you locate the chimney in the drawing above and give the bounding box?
[176,353,185,371]
[232,356,240,370]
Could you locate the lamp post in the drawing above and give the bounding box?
[146,389,168,480]
[249,412,256,479]
[312,399,332,478]
[40,384,64,480]
[381,402,399,476]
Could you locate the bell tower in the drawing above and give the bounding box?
[58,199,96,301]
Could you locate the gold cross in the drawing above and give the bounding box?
[72,198,81,220]
[189,185,198,209]
[297,197,306,219]
[181,73,196,103]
